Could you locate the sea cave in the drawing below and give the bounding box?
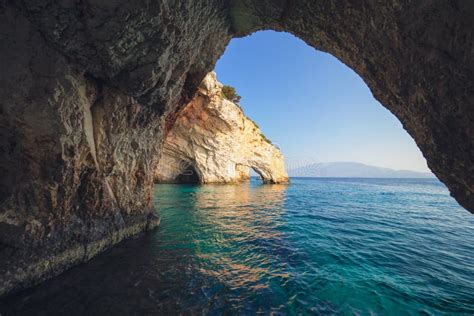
[0,1,473,311]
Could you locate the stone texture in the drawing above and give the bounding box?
[155,72,288,184]
[0,5,161,296]
[0,0,473,297]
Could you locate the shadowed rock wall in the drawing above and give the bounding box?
[0,5,164,296]
[0,0,472,296]
[0,1,231,296]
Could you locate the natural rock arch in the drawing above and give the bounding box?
[250,167,265,183]
[3,1,471,211]
[0,0,473,297]
[228,1,474,212]
[154,72,288,185]
[8,0,470,211]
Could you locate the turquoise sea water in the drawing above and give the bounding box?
[1,178,473,315]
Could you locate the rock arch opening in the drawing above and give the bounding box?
[216,30,434,179]
[225,2,473,213]
[176,164,201,184]
[250,167,264,182]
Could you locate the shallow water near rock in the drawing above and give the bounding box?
[1,178,473,315]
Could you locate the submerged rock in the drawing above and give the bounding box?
[155,72,288,184]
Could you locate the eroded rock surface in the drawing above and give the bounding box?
[0,5,162,296]
[1,0,473,297]
[155,72,288,184]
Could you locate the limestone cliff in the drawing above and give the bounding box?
[155,73,288,184]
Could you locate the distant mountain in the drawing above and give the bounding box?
[287,162,435,178]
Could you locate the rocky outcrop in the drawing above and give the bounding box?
[0,5,162,297]
[155,72,288,184]
[1,0,473,297]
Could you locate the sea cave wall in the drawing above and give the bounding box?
[0,1,231,296]
[0,6,164,296]
[0,0,473,297]
[155,72,289,184]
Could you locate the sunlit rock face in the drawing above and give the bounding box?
[1,0,473,297]
[155,72,288,184]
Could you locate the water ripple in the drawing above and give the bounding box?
[1,178,473,315]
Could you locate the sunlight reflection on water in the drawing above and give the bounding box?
[1,178,473,315]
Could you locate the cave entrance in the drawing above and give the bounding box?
[215,30,432,179]
[175,164,200,184]
[250,167,264,182]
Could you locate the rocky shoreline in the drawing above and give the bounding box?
[0,212,160,297]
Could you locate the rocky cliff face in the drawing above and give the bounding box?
[0,5,163,296]
[155,72,288,184]
[1,0,473,297]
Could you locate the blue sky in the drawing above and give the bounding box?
[215,31,430,173]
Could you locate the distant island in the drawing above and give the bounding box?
[287,162,435,179]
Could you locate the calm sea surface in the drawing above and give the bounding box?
[1,178,473,315]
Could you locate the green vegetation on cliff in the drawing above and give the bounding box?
[221,85,241,103]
